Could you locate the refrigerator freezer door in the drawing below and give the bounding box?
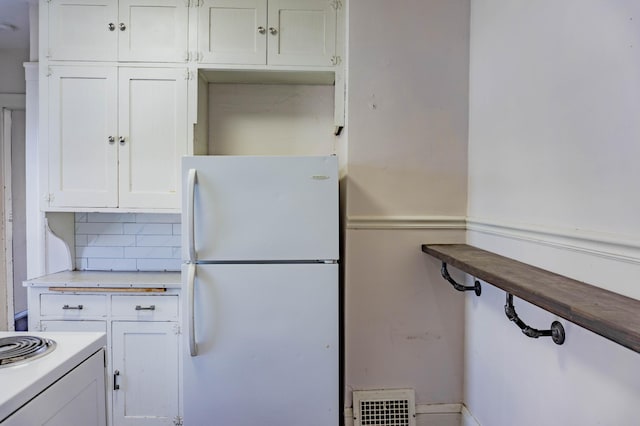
[182,263,339,426]
[182,155,339,262]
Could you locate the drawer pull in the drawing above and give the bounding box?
[135,305,156,311]
[114,370,120,390]
[62,304,84,310]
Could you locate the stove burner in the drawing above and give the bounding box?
[0,336,57,367]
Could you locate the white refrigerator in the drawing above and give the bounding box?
[181,155,339,426]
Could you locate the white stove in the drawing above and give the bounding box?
[0,331,107,425]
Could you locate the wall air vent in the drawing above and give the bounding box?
[352,389,416,426]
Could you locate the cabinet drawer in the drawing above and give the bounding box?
[40,294,107,317]
[111,295,179,320]
[40,320,107,333]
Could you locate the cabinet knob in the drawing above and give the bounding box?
[119,22,126,31]
[108,136,115,144]
[269,27,278,35]
[257,26,266,34]
[119,136,126,145]
[108,23,116,31]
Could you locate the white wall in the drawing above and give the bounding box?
[208,83,337,156]
[0,47,29,324]
[0,49,29,93]
[467,1,640,424]
[344,1,470,423]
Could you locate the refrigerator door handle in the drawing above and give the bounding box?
[187,263,198,356]
[187,168,197,262]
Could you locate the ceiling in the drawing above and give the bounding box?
[0,0,30,49]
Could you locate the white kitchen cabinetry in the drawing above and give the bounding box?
[46,66,188,210]
[25,272,182,426]
[197,0,338,66]
[46,0,189,63]
[112,321,180,426]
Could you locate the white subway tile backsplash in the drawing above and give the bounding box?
[75,235,88,247]
[87,213,136,223]
[88,258,138,271]
[137,259,182,271]
[135,213,181,223]
[87,235,136,247]
[77,246,124,258]
[124,247,173,259]
[123,223,173,235]
[75,213,181,272]
[76,222,124,235]
[136,235,182,247]
[75,258,88,270]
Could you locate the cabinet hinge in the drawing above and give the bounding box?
[173,324,181,335]
[46,66,52,77]
[330,0,342,10]
[173,416,183,425]
[330,55,342,66]
[44,193,54,203]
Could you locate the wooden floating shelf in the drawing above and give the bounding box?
[421,244,640,353]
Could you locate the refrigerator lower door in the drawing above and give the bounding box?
[182,263,338,426]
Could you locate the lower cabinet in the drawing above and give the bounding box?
[30,290,181,426]
[112,322,180,426]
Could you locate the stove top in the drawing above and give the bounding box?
[0,336,57,367]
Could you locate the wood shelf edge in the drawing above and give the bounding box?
[421,243,640,353]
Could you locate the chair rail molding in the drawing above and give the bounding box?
[346,215,466,230]
[467,217,640,265]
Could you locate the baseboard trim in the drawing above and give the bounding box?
[347,215,467,230]
[461,405,481,426]
[467,218,640,265]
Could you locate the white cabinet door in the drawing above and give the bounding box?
[118,0,189,62]
[267,0,336,66]
[48,66,118,208]
[198,0,335,66]
[118,68,188,209]
[198,0,267,65]
[48,0,118,61]
[112,321,180,426]
[47,0,187,62]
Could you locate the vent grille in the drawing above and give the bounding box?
[353,389,416,426]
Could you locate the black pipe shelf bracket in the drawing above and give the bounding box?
[440,262,482,296]
[504,293,565,345]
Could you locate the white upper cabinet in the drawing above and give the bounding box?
[48,66,119,208]
[46,66,188,210]
[46,0,189,62]
[198,0,337,66]
[48,0,118,61]
[198,0,266,65]
[118,68,188,209]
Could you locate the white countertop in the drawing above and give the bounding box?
[23,270,181,288]
[0,331,107,422]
